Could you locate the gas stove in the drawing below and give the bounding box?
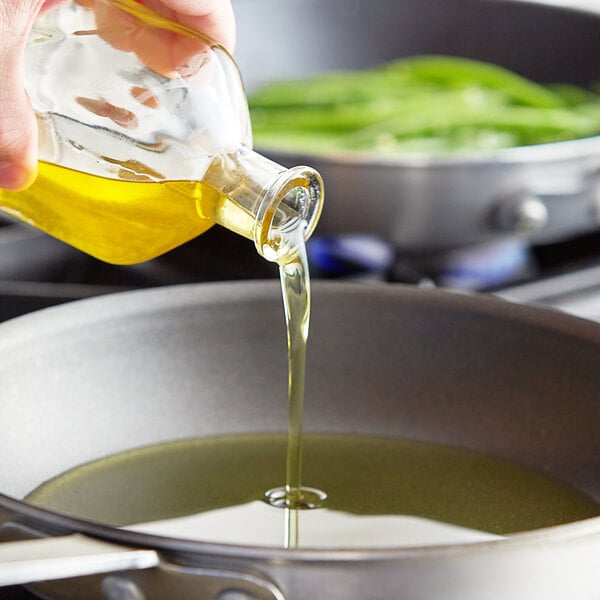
[306,230,600,322]
[497,256,600,322]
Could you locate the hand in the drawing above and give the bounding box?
[0,0,236,191]
[92,0,236,78]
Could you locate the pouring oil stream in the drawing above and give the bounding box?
[266,218,327,548]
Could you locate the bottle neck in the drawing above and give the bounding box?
[203,150,323,264]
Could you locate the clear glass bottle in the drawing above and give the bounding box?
[0,0,323,265]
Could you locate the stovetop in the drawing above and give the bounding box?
[1,215,600,323]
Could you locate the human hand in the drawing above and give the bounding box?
[0,0,236,191]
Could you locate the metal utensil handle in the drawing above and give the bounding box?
[0,523,287,599]
[0,533,158,587]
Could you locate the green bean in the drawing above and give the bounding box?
[248,55,600,155]
[383,55,566,108]
[346,105,599,142]
[248,70,415,109]
[251,89,505,133]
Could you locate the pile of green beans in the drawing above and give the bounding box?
[248,55,600,155]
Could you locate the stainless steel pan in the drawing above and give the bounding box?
[233,0,600,251]
[0,281,598,599]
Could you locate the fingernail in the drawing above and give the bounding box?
[0,163,36,191]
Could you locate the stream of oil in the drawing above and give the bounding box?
[266,222,327,547]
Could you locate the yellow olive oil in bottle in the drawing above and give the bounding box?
[3,0,323,266]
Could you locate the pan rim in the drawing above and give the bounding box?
[2,490,600,562]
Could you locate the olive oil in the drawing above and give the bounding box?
[0,162,224,265]
[270,223,326,547]
[26,433,600,548]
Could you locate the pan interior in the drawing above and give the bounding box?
[25,432,600,549]
[2,281,600,549]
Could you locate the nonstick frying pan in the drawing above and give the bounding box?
[0,281,598,599]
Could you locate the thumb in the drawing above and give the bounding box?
[0,2,43,191]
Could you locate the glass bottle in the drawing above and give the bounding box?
[0,0,323,265]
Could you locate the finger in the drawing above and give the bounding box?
[93,1,209,77]
[155,0,236,51]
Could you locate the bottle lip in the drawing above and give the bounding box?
[253,166,324,264]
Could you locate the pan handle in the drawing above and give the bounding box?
[0,524,287,600]
[0,530,158,587]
